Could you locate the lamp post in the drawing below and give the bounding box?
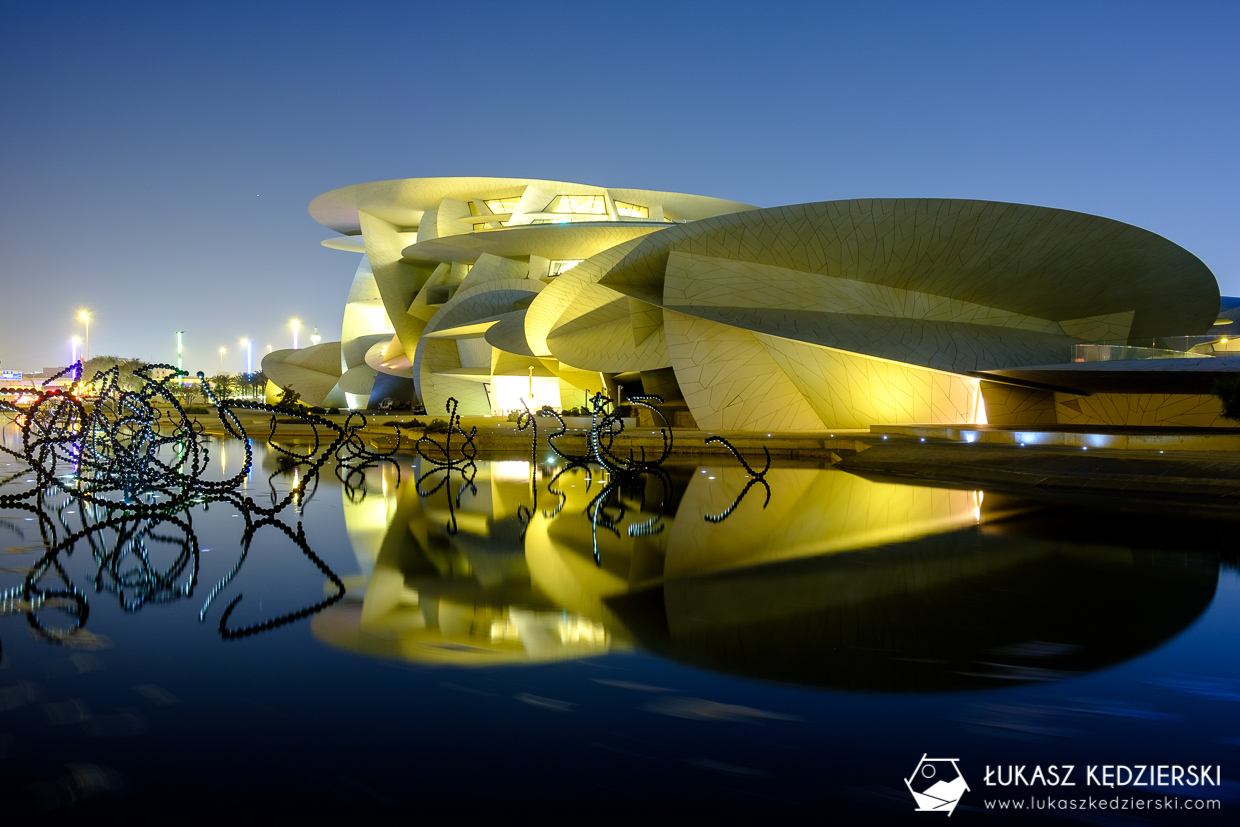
[310,326,321,346]
[240,339,252,374]
[176,331,183,376]
[219,347,226,372]
[71,336,81,365]
[291,319,300,350]
[78,311,90,361]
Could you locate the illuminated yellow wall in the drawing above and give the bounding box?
[665,311,985,430]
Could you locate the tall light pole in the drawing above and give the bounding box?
[310,326,321,346]
[176,331,183,374]
[78,310,90,361]
[240,339,252,374]
[219,346,226,372]
[71,336,81,365]
[291,319,300,350]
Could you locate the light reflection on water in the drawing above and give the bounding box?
[328,457,1218,693]
[1,428,1239,819]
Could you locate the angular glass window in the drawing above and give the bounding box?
[544,195,607,215]
[549,259,584,276]
[485,197,522,214]
[614,201,649,219]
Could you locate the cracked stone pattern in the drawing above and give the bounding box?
[1054,392,1226,428]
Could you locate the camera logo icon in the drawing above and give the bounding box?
[905,754,969,815]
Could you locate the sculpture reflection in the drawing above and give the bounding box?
[320,459,1220,690]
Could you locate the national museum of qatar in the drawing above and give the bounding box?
[263,176,1240,430]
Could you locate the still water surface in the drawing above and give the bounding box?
[2,432,1239,820]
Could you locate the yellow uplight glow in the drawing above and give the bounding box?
[491,375,561,414]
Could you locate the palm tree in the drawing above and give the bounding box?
[80,355,150,393]
[240,370,267,399]
[207,373,236,398]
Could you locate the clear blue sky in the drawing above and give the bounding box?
[1,0,1237,373]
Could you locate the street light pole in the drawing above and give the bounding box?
[219,347,226,372]
[291,319,300,350]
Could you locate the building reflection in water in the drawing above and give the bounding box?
[315,459,1218,691]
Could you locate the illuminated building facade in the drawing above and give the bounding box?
[266,177,1229,429]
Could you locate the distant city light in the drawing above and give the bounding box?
[77,310,90,360]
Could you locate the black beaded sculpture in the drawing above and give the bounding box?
[0,362,396,645]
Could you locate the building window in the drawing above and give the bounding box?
[614,200,649,218]
[549,260,583,276]
[543,195,606,215]
[485,197,522,214]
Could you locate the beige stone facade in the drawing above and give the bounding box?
[268,178,1223,429]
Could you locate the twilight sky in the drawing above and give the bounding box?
[1,0,1237,374]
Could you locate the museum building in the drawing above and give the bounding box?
[263,176,1237,430]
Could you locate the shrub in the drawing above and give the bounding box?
[308,405,327,414]
[183,406,210,415]
[426,418,450,433]
[275,387,302,410]
[1214,376,1240,420]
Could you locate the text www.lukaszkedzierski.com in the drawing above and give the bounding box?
[984,796,1220,811]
